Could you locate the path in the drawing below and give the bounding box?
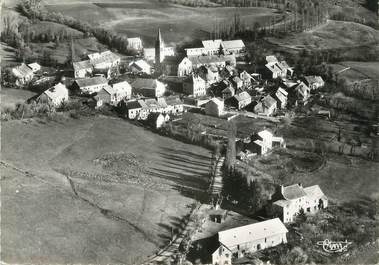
[209,156,225,196]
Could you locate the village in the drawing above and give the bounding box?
[2,25,345,265]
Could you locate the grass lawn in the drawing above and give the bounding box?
[1,115,212,264]
[336,61,379,80]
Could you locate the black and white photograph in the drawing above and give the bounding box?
[1,0,378,264]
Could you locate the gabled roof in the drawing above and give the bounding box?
[218,218,288,248]
[102,85,116,95]
[157,97,168,108]
[265,62,283,74]
[112,81,132,92]
[28,62,41,70]
[262,95,277,108]
[266,55,278,63]
[222,86,235,94]
[276,88,288,103]
[222,39,245,49]
[88,50,120,66]
[232,76,242,83]
[273,199,291,208]
[282,80,298,88]
[207,97,224,107]
[304,75,324,85]
[279,61,291,69]
[295,82,310,97]
[12,63,33,78]
[144,98,160,108]
[257,129,273,140]
[126,100,144,110]
[202,39,223,49]
[282,184,307,200]
[75,76,108,87]
[129,59,151,70]
[304,185,326,200]
[43,83,67,100]
[240,70,252,81]
[233,91,251,102]
[73,60,93,71]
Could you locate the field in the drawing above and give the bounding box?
[1,115,213,264]
[331,61,379,81]
[0,88,37,112]
[267,20,379,50]
[43,0,281,45]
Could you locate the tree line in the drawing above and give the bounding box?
[17,0,132,54]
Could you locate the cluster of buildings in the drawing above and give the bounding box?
[11,62,41,86]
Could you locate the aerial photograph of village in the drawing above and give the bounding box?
[0,0,378,264]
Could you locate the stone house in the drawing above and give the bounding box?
[271,184,328,223]
[212,218,288,265]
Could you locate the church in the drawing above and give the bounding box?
[143,29,175,70]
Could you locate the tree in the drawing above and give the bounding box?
[284,247,308,265]
[225,121,236,170]
[297,208,307,223]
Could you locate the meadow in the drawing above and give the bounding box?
[1,115,212,264]
[43,0,281,45]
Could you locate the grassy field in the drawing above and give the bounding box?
[0,88,37,112]
[1,115,212,264]
[332,61,379,80]
[267,20,379,50]
[43,0,281,45]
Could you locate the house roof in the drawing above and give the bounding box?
[202,39,223,49]
[88,50,120,66]
[233,91,251,102]
[232,76,242,83]
[165,95,182,106]
[277,87,288,96]
[282,80,298,88]
[131,78,158,90]
[112,81,132,92]
[262,95,277,108]
[266,55,278,63]
[218,218,288,248]
[75,76,108,87]
[257,129,273,140]
[279,61,290,69]
[240,71,252,81]
[304,75,324,85]
[130,59,151,70]
[73,60,92,71]
[295,82,310,97]
[126,100,143,109]
[222,86,235,94]
[282,184,307,200]
[144,98,160,108]
[102,85,116,95]
[265,63,283,74]
[12,63,33,78]
[273,199,291,208]
[157,97,168,108]
[127,37,142,42]
[188,55,233,66]
[207,97,224,107]
[28,62,41,69]
[43,83,67,100]
[303,185,326,200]
[222,39,245,49]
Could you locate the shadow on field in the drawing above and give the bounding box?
[157,216,187,244]
[148,147,211,202]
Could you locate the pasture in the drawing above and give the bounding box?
[43,0,281,45]
[1,116,212,264]
[0,88,37,112]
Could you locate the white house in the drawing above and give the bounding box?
[205,98,224,117]
[271,184,328,223]
[73,76,108,94]
[254,95,277,116]
[212,218,288,265]
[247,129,285,155]
[73,60,93,78]
[127,37,143,51]
[112,81,132,103]
[88,50,121,70]
[38,82,69,107]
[148,112,169,129]
[303,75,325,90]
[275,87,288,109]
[27,62,41,73]
[183,74,207,97]
[295,81,311,103]
[129,59,152,75]
[12,63,34,86]
[178,57,193,77]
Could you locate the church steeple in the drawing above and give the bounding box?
[155,28,164,66]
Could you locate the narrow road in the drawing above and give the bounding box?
[210,156,225,196]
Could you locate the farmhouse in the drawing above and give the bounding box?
[303,75,325,90]
[295,81,311,104]
[222,39,245,55]
[131,78,166,98]
[212,218,288,265]
[205,98,224,117]
[127,37,143,51]
[73,60,93,78]
[129,59,152,75]
[164,95,184,114]
[254,95,277,116]
[183,74,207,97]
[73,76,108,94]
[247,130,285,155]
[96,81,132,106]
[88,50,121,70]
[271,184,328,223]
[264,56,293,79]
[37,82,69,107]
[94,86,115,107]
[275,87,288,109]
[225,91,251,110]
[185,39,245,57]
[27,62,41,73]
[12,63,34,86]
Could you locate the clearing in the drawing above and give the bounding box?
[1,115,212,264]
